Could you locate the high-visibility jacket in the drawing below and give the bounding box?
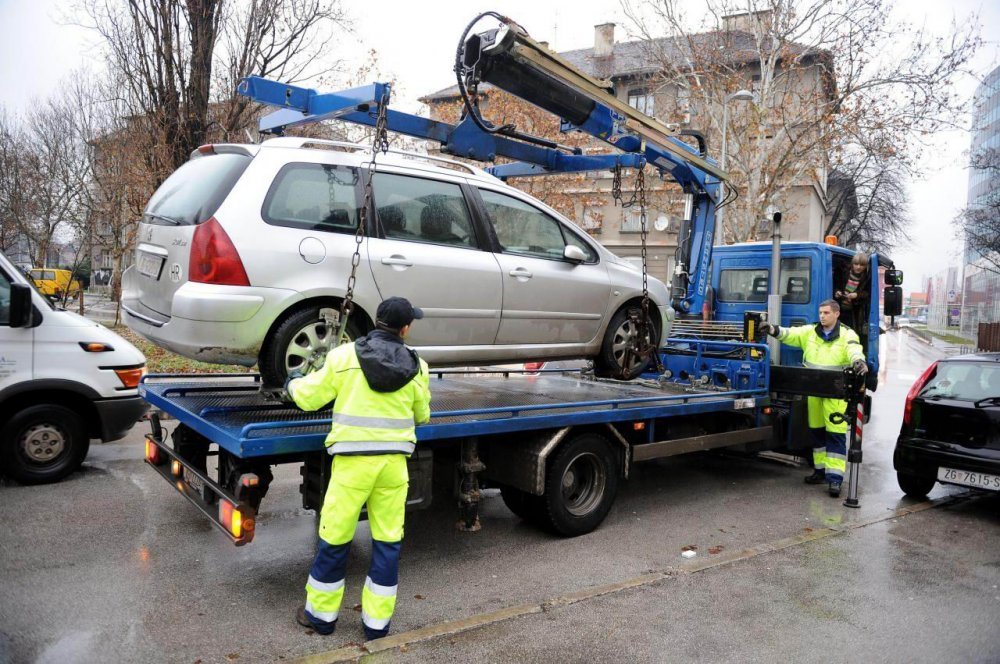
[777,322,865,371]
[288,336,431,456]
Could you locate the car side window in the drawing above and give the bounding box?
[372,172,477,248]
[479,189,596,262]
[0,270,12,325]
[262,163,359,233]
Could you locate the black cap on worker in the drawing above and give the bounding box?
[376,296,424,331]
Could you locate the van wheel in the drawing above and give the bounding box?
[1,405,90,485]
[540,433,619,536]
[897,471,935,499]
[594,306,660,380]
[259,306,366,387]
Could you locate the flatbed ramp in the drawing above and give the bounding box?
[140,371,767,458]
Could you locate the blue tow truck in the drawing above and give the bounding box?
[140,14,903,544]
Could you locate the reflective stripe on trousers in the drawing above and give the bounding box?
[810,428,847,481]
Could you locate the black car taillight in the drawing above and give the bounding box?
[903,361,938,427]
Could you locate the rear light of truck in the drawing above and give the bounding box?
[903,361,938,426]
[220,501,254,539]
[145,436,164,465]
[115,366,147,388]
[190,217,250,286]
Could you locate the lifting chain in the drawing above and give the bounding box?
[613,163,665,375]
[333,87,392,346]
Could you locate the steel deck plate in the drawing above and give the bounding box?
[139,372,765,458]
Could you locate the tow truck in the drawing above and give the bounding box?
[140,13,904,545]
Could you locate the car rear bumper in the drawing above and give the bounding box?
[94,396,149,442]
[893,437,1000,478]
[123,284,298,365]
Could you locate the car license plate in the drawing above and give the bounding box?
[937,467,1000,491]
[137,251,164,279]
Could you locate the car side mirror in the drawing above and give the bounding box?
[883,286,903,317]
[563,245,587,263]
[9,283,33,328]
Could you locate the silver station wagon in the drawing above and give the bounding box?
[122,137,674,385]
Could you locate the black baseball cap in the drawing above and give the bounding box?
[376,296,424,330]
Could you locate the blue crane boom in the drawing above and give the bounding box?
[237,15,728,316]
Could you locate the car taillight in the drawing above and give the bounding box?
[190,217,250,286]
[903,361,938,426]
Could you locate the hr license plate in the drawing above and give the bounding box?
[183,467,205,495]
[937,467,1000,491]
[137,251,164,279]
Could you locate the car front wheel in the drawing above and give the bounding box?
[594,306,660,380]
[259,305,366,387]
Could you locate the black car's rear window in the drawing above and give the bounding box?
[145,153,252,226]
[921,361,1000,401]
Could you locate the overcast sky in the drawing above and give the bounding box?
[1,0,998,295]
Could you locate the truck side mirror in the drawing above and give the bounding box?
[9,283,34,328]
[885,269,903,286]
[883,286,903,317]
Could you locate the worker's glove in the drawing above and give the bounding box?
[851,358,869,375]
[278,370,304,403]
[763,323,781,337]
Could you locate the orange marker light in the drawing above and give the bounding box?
[80,342,114,352]
[633,422,646,431]
[220,501,243,538]
[115,366,148,388]
[144,437,163,465]
[171,459,182,477]
[824,235,838,246]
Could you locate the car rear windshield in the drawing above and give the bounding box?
[921,361,1000,401]
[144,153,252,226]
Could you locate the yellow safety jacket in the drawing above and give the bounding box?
[777,322,865,370]
[288,334,431,456]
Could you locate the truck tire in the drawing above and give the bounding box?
[897,471,935,499]
[540,433,619,536]
[594,306,660,380]
[259,306,366,388]
[1,405,90,485]
[499,484,545,523]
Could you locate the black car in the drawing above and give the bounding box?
[894,352,1000,498]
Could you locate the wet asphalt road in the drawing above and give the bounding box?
[1,329,998,663]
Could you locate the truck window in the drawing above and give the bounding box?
[263,163,359,234]
[780,257,811,304]
[718,269,768,302]
[0,270,10,325]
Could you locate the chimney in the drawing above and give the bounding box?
[594,23,615,57]
[722,10,773,33]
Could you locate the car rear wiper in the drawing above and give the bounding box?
[974,396,1000,408]
[144,212,183,226]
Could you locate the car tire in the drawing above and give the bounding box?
[259,305,366,387]
[1,404,90,485]
[539,433,619,536]
[594,306,660,380]
[499,484,545,523]
[897,471,935,499]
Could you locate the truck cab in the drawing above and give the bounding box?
[707,242,890,380]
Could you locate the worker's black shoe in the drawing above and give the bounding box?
[828,481,843,498]
[297,606,336,635]
[804,470,826,485]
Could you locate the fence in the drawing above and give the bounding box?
[978,322,1000,352]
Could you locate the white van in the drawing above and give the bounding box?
[0,250,148,484]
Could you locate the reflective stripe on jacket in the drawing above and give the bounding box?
[288,342,431,456]
[777,322,864,370]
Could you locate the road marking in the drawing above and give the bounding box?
[292,491,974,663]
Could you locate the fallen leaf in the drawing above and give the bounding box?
[225,655,240,662]
[681,544,698,551]
[400,645,410,653]
[708,546,723,555]
[414,594,426,600]
[803,527,814,533]
[353,603,362,612]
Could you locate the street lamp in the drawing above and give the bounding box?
[718,89,755,237]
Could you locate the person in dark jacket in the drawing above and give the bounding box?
[287,297,431,639]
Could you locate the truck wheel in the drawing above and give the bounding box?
[1,405,90,485]
[499,484,544,523]
[540,433,619,536]
[897,471,935,499]
[594,307,659,380]
[259,306,366,387]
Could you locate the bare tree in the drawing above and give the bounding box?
[623,0,980,245]
[957,146,1000,274]
[79,0,349,183]
[825,153,910,254]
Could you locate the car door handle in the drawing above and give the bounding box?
[381,256,413,267]
[508,268,533,278]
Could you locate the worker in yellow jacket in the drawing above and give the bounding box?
[287,297,431,639]
[766,299,867,497]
